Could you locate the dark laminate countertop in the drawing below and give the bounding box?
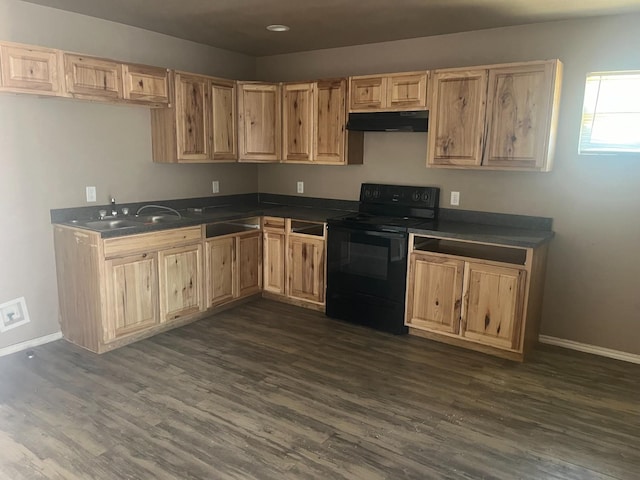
[409,220,554,248]
[51,194,553,248]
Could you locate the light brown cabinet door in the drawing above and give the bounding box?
[349,75,385,111]
[175,73,210,161]
[406,253,464,334]
[462,262,525,350]
[483,62,556,170]
[63,54,123,99]
[237,232,262,298]
[122,64,170,104]
[315,79,347,164]
[104,252,159,341]
[427,69,487,167]
[0,43,60,95]
[283,82,315,162]
[158,244,203,322]
[263,230,286,295]
[288,235,325,304]
[211,79,237,160]
[386,72,428,110]
[238,82,281,162]
[206,236,235,307]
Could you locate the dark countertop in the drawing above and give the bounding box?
[409,221,554,248]
[52,194,553,248]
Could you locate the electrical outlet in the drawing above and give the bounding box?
[212,180,220,194]
[450,191,460,206]
[0,297,30,332]
[86,186,96,203]
[297,181,304,194]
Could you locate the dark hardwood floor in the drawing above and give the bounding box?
[0,299,638,479]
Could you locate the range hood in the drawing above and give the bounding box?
[346,110,428,132]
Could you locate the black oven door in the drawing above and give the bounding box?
[326,223,408,302]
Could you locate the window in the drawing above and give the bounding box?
[579,71,640,155]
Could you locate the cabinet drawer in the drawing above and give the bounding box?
[103,226,202,258]
[263,216,286,230]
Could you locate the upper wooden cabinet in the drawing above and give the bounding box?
[349,71,428,112]
[175,72,210,161]
[428,69,488,167]
[238,82,282,162]
[282,79,356,165]
[483,62,559,170]
[0,43,61,95]
[151,72,237,163]
[63,53,123,100]
[427,60,562,171]
[122,64,170,105]
[283,82,315,162]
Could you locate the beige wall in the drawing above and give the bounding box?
[0,0,257,349]
[256,15,640,355]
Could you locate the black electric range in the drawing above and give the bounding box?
[325,183,440,334]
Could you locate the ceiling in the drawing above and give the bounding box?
[22,0,640,56]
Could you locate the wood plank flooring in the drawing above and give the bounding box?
[0,299,638,479]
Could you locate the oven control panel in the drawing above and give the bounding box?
[360,183,440,209]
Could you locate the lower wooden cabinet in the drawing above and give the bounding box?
[261,217,327,309]
[158,243,203,322]
[288,235,325,304]
[406,235,546,361]
[54,225,204,353]
[104,252,159,341]
[205,231,262,308]
[263,229,286,295]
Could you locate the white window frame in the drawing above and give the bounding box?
[579,70,640,156]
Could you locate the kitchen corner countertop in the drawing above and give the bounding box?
[409,221,554,248]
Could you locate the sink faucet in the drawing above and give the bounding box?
[110,197,118,217]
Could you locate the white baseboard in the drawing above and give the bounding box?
[539,335,640,365]
[0,332,63,358]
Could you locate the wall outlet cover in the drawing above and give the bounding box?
[0,297,30,332]
[450,191,460,206]
[297,181,304,194]
[86,186,96,203]
[212,180,220,194]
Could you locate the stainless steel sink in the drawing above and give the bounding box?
[134,214,182,224]
[82,219,141,230]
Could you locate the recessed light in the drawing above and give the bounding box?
[266,24,290,32]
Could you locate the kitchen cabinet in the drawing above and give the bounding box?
[427,60,562,171]
[53,225,203,353]
[349,71,428,112]
[205,229,262,308]
[63,53,123,100]
[406,234,547,361]
[428,69,487,167]
[206,236,236,306]
[283,83,314,162]
[151,72,237,163]
[287,220,326,306]
[261,217,327,310]
[238,82,281,162]
[288,235,325,304]
[158,243,203,322]
[263,217,287,295]
[282,79,362,165]
[0,42,61,95]
[122,63,170,105]
[104,252,159,341]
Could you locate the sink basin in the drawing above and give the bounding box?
[82,219,141,231]
[134,214,182,224]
